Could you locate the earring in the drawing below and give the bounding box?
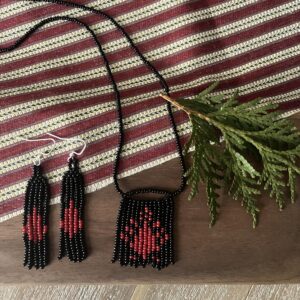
[21,137,55,269]
[47,133,88,262]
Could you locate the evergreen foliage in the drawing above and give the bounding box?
[161,83,300,227]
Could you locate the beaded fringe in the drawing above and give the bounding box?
[112,195,174,270]
[23,165,50,269]
[58,156,87,262]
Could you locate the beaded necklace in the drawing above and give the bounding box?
[2,0,187,270]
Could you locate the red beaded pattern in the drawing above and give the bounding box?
[112,195,174,269]
[23,208,48,242]
[22,165,49,269]
[58,156,87,262]
[119,208,170,263]
[60,200,84,237]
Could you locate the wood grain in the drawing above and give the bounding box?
[2,284,300,300]
[293,112,300,119]
[0,119,299,285]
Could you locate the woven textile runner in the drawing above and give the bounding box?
[0,0,299,222]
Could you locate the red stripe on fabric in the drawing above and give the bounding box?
[240,77,300,103]
[0,6,201,76]
[0,0,154,31]
[1,3,75,30]
[0,0,156,47]
[0,134,189,217]
[1,10,298,111]
[0,94,170,157]
[1,0,299,220]
[279,99,300,111]
[0,0,203,53]
[6,39,298,113]
[1,0,290,74]
[2,9,299,91]
[1,31,299,135]
[0,110,187,187]
[1,55,299,158]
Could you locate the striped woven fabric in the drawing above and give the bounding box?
[0,0,299,222]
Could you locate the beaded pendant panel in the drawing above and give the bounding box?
[58,156,87,262]
[112,194,174,270]
[23,165,50,269]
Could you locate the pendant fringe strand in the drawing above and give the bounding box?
[112,194,174,270]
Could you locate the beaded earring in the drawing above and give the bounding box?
[46,134,88,262]
[21,137,55,270]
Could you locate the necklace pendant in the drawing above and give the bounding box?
[112,194,174,270]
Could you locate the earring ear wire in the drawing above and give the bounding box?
[45,133,87,160]
[19,136,56,166]
[46,133,88,262]
[20,136,53,269]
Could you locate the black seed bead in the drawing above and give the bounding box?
[1,2,187,270]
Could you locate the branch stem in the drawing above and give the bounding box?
[159,94,211,123]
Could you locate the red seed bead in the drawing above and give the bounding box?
[165,234,169,240]
[64,208,69,233]
[125,226,129,232]
[37,215,42,241]
[43,225,48,235]
[33,208,37,242]
[120,232,125,239]
[79,220,84,229]
[156,221,160,227]
[156,232,160,238]
[156,246,160,251]
[59,220,64,229]
[130,218,134,224]
[74,208,79,233]
[125,237,129,242]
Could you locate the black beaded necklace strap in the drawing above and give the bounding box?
[26,0,187,198]
[0,16,114,267]
[1,2,187,269]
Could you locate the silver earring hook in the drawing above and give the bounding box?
[20,136,56,166]
[46,133,87,161]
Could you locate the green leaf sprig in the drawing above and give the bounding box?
[160,83,300,227]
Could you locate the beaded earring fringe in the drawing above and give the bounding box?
[112,194,174,270]
[58,156,87,262]
[23,165,50,269]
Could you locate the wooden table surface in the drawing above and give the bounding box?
[1,117,300,285]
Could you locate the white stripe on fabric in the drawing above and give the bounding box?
[0,122,191,202]
[0,149,182,223]
[1,61,299,151]
[2,20,298,83]
[1,40,298,100]
[0,0,264,64]
[0,104,184,173]
[1,22,298,123]
[0,0,190,43]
